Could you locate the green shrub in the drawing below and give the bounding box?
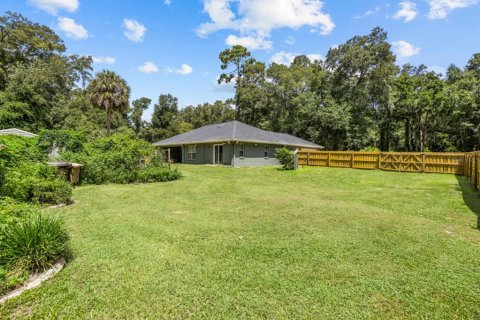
[137,167,182,183]
[275,147,295,170]
[30,179,72,205]
[0,135,45,166]
[0,213,71,272]
[0,197,37,226]
[63,133,179,185]
[1,163,72,204]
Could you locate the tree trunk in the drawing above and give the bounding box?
[107,107,112,135]
[379,122,391,151]
[419,126,427,152]
[404,119,412,151]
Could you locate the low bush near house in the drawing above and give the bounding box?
[276,147,295,170]
[137,166,182,183]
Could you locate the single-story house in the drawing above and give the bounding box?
[0,128,37,138]
[153,120,323,166]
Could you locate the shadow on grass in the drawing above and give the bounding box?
[456,175,480,230]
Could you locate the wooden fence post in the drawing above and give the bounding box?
[327,152,330,167]
[421,153,425,173]
[377,152,381,170]
[351,152,354,168]
[476,154,479,190]
[307,152,310,166]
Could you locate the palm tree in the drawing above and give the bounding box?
[87,70,130,135]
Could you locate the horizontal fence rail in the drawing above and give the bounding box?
[296,151,465,175]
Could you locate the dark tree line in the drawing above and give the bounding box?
[217,29,480,152]
[1,12,478,151]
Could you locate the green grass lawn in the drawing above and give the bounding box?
[1,165,480,319]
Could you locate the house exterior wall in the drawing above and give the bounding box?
[167,143,284,166]
[182,144,207,165]
[231,143,279,167]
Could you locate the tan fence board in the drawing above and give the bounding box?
[297,150,466,175]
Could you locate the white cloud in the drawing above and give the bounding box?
[354,5,382,19]
[285,36,295,45]
[392,1,418,22]
[196,0,335,50]
[164,0,172,4]
[392,40,421,58]
[92,56,116,64]
[27,0,78,15]
[225,34,272,50]
[123,19,147,42]
[138,62,159,73]
[271,51,323,65]
[57,17,88,39]
[168,64,193,75]
[427,0,478,19]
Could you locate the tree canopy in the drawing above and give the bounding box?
[0,12,479,152]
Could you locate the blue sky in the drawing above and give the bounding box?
[2,0,480,119]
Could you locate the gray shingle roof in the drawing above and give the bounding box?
[0,128,37,138]
[153,121,323,149]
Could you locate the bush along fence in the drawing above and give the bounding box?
[294,150,465,175]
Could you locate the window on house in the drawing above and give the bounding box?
[264,146,268,158]
[239,144,245,157]
[187,145,197,160]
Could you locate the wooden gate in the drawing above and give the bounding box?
[380,153,423,173]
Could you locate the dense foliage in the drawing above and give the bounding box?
[275,147,295,170]
[0,135,72,205]
[62,133,181,184]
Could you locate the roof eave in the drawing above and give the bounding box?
[154,139,323,149]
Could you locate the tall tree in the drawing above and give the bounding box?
[0,12,66,89]
[151,93,179,140]
[87,70,130,135]
[180,100,235,129]
[325,27,397,150]
[218,45,252,118]
[130,97,151,136]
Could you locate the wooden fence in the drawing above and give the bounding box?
[464,151,480,189]
[295,151,465,175]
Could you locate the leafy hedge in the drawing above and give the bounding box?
[63,133,182,184]
[0,135,72,205]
